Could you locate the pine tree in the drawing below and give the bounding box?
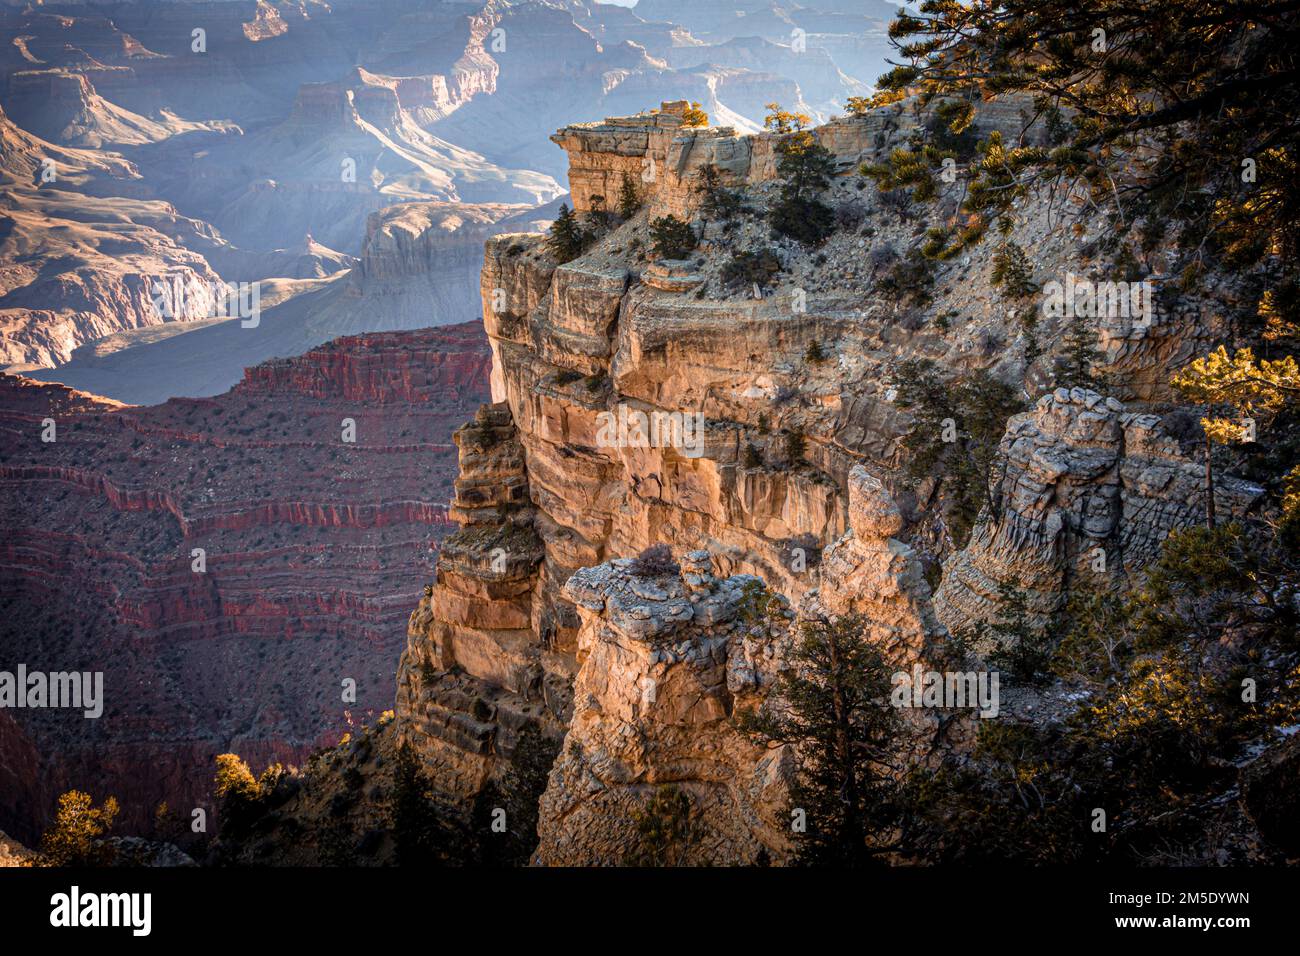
[1171,345,1300,528]
[682,101,708,127]
[844,96,873,117]
[1054,313,1101,390]
[741,613,900,866]
[875,1,1300,271]
[805,341,828,364]
[895,360,1024,546]
[989,242,1036,298]
[783,429,807,464]
[649,215,696,259]
[587,193,610,231]
[977,580,1054,686]
[547,204,587,263]
[391,741,469,865]
[764,102,810,134]
[769,122,836,244]
[618,172,641,220]
[623,785,693,866]
[695,164,739,221]
[153,801,185,843]
[495,724,561,866]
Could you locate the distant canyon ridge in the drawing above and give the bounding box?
[0,0,895,398]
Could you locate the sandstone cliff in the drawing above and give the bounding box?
[394,98,1269,864]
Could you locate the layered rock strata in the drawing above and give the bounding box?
[397,403,571,797]
[534,553,791,865]
[0,325,490,838]
[811,466,947,669]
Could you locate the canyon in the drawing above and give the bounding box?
[3,3,1293,871]
[0,323,491,842]
[0,0,891,389]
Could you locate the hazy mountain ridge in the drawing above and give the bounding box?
[1,0,893,391]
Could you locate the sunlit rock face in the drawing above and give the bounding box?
[551,101,879,221]
[534,554,793,866]
[397,96,1256,860]
[396,402,572,799]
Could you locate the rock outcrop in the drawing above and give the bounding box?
[1,68,219,148]
[551,96,1042,221]
[393,97,1250,865]
[535,553,791,865]
[812,466,948,668]
[397,402,567,798]
[934,388,1264,632]
[0,829,32,867]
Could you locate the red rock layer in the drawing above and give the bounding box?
[0,323,490,838]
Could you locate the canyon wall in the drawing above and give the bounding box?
[0,324,491,839]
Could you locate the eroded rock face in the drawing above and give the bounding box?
[813,466,947,669]
[0,104,225,371]
[934,388,1264,632]
[397,403,572,797]
[535,552,792,865]
[479,228,857,608]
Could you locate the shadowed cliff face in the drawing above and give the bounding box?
[0,324,491,839]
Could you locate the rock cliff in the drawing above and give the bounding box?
[535,554,791,865]
[395,98,1262,863]
[934,388,1264,631]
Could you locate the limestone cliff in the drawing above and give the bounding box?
[395,100,1271,863]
